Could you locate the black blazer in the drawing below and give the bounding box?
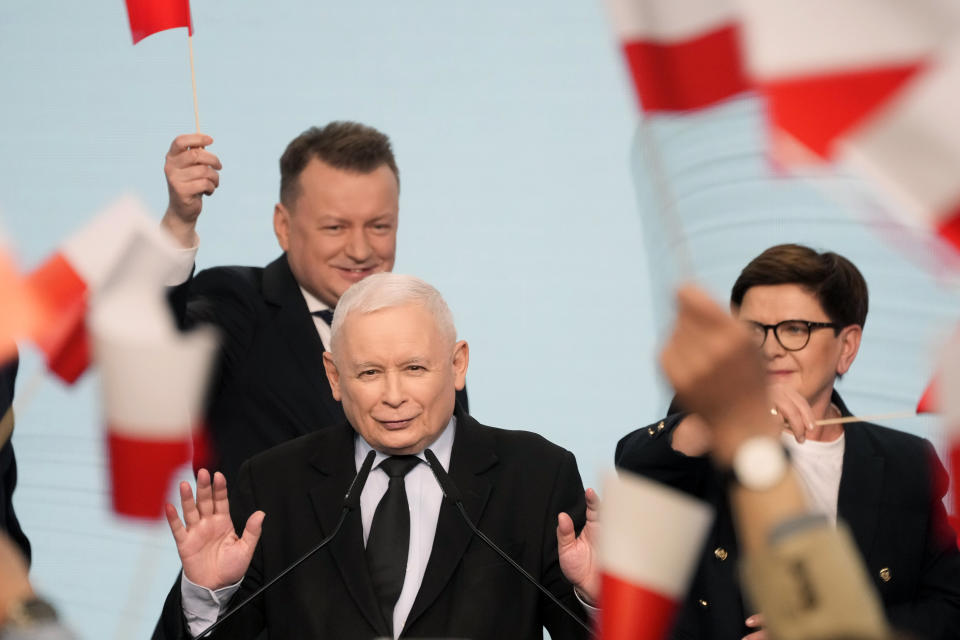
[0,356,30,562]
[166,409,588,639]
[615,392,960,640]
[169,254,468,485]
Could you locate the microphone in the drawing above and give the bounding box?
[196,450,377,638]
[422,449,595,637]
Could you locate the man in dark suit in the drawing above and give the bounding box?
[160,122,466,485]
[616,244,960,640]
[163,274,598,639]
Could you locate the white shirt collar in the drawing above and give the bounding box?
[299,285,332,314]
[354,415,457,473]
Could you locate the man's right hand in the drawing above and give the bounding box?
[160,133,221,248]
[165,469,264,591]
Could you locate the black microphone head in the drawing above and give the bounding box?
[343,450,377,510]
[423,448,464,503]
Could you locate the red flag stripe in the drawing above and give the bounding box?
[108,429,191,519]
[125,0,193,45]
[761,63,922,159]
[935,203,960,253]
[599,573,677,640]
[622,24,749,112]
[25,253,90,384]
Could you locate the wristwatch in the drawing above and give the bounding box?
[730,436,789,491]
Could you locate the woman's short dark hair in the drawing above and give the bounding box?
[730,244,868,328]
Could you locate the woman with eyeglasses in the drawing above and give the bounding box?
[616,244,960,640]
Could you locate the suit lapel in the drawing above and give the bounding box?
[404,412,498,632]
[308,425,391,637]
[834,394,884,559]
[263,255,335,430]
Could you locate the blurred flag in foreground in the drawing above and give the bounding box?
[841,43,960,253]
[736,0,950,164]
[603,0,749,112]
[91,231,216,519]
[935,335,960,544]
[24,197,180,384]
[599,470,713,639]
[125,0,192,45]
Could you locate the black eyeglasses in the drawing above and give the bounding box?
[745,320,842,351]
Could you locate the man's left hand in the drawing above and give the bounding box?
[557,488,601,603]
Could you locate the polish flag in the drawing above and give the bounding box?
[91,279,216,518]
[599,470,713,639]
[25,197,168,384]
[603,0,749,112]
[736,0,951,163]
[125,0,192,45]
[917,377,939,414]
[840,43,960,254]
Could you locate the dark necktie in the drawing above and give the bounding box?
[312,309,335,325]
[366,455,421,634]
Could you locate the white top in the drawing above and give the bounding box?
[181,417,456,639]
[781,430,846,525]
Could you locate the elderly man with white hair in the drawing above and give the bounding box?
[163,273,599,640]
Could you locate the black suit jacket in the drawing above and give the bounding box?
[615,392,960,640]
[164,409,588,639]
[169,254,468,485]
[0,356,30,562]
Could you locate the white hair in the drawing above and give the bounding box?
[330,273,457,352]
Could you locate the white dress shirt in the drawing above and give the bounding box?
[181,417,456,639]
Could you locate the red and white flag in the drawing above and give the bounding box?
[736,0,951,164]
[599,470,713,640]
[125,0,192,45]
[603,0,749,112]
[25,197,178,384]
[92,290,216,519]
[840,43,960,253]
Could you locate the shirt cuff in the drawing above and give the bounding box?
[574,586,600,618]
[180,573,242,638]
[165,242,199,287]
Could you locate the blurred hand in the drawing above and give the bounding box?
[743,613,767,639]
[660,285,779,466]
[557,488,601,602]
[161,133,221,247]
[165,469,264,590]
[0,533,33,624]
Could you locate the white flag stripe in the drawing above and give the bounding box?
[737,0,952,78]
[60,195,157,288]
[842,44,960,225]
[600,470,713,597]
[95,326,216,437]
[604,0,737,42]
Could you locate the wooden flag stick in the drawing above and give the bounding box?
[814,410,917,426]
[188,34,200,132]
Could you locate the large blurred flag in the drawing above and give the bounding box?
[125,0,192,45]
[603,0,749,112]
[25,197,184,384]
[736,0,951,164]
[599,471,713,639]
[840,43,960,253]
[90,231,216,519]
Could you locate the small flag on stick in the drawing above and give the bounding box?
[124,0,192,45]
[599,470,713,640]
[604,0,749,112]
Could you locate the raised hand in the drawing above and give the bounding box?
[160,133,221,247]
[164,469,264,591]
[557,488,601,602]
[768,383,816,444]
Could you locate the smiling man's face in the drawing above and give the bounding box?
[323,303,468,454]
[274,156,398,307]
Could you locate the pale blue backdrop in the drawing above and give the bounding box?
[0,2,955,638]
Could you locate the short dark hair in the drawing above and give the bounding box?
[730,244,868,328]
[279,121,399,207]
